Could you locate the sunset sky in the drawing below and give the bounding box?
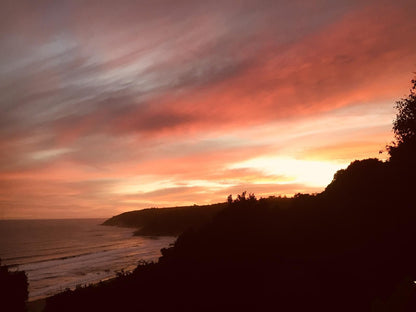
[1,0,415,219]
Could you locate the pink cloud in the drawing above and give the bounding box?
[1,0,415,218]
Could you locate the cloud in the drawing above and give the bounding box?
[1,0,415,218]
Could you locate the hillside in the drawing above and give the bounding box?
[43,78,416,311]
[102,203,227,236]
[44,157,416,312]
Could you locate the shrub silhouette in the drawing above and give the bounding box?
[0,259,28,312]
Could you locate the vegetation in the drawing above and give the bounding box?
[388,77,416,165]
[43,76,416,311]
[393,77,416,143]
[0,259,28,312]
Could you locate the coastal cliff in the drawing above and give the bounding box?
[103,203,226,236]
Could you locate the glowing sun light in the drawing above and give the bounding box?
[230,157,348,187]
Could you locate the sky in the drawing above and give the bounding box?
[1,0,415,219]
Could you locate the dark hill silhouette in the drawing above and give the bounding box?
[103,203,226,236]
[44,159,416,311]
[43,77,416,312]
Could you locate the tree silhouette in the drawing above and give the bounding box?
[393,77,416,143]
[389,76,416,164]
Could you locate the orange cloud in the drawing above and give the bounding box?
[1,0,415,218]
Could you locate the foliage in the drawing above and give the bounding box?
[0,259,28,312]
[389,76,416,163]
[393,78,416,143]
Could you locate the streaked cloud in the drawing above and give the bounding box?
[1,0,415,218]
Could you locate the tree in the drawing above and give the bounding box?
[227,194,233,205]
[389,76,416,163]
[393,77,416,143]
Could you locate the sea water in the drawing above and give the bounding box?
[0,219,175,301]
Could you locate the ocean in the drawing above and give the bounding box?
[0,219,175,301]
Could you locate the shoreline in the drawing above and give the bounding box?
[26,274,122,312]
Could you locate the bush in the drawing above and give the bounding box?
[0,259,28,312]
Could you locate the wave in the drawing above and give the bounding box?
[5,241,134,266]
[25,236,175,300]
[0,219,175,301]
